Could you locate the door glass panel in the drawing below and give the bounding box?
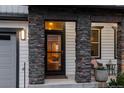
[0,35,10,40]
[45,21,64,31]
[47,35,61,52]
[91,43,99,56]
[91,30,98,42]
[47,53,61,70]
[47,35,62,71]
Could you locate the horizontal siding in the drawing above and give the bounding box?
[19,25,29,88]
[0,21,29,88]
[0,5,28,14]
[65,22,76,75]
[92,23,117,71]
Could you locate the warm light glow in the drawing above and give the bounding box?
[56,44,59,51]
[45,21,64,31]
[48,22,54,30]
[21,29,26,40]
[49,22,53,26]
[91,37,93,41]
[48,28,52,30]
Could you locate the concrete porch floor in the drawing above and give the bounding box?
[28,75,116,88]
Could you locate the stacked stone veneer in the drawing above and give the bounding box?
[29,15,45,84]
[118,19,124,73]
[117,23,122,73]
[121,20,124,73]
[75,15,91,83]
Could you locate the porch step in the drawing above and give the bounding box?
[28,75,115,88]
[29,82,98,88]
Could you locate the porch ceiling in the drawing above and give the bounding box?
[29,5,124,16]
[29,5,124,9]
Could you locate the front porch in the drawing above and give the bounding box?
[28,6,124,87]
[28,75,116,88]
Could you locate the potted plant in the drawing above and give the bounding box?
[95,66,108,82]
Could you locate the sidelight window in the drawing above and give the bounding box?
[91,27,101,58]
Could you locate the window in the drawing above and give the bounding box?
[45,21,64,31]
[91,27,103,58]
[0,35,10,40]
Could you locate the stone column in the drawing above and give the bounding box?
[118,19,124,73]
[75,15,91,83]
[29,15,45,84]
[117,23,122,73]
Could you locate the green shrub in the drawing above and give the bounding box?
[108,78,117,87]
[108,73,124,87]
[116,73,124,87]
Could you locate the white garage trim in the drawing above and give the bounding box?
[0,21,29,88]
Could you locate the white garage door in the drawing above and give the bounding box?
[0,34,16,88]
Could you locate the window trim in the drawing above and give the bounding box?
[91,26,103,59]
[112,26,118,59]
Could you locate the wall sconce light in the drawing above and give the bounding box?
[21,29,26,40]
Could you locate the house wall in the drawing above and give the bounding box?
[92,23,117,70]
[0,21,29,88]
[29,6,124,84]
[65,22,76,76]
[1,5,124,87]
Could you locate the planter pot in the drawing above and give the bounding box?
[95,70,108,82]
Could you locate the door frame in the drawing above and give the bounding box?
[0,28,23,88]
[45,30,66,76]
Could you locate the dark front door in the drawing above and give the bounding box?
[45,32,65,75]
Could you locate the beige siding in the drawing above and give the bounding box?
[0,21,29,88]
[0,5,28,14]
[65,22,76,76]
[92,23,117,70]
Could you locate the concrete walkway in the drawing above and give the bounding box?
[29,81,98,88]
[28,75,116,88]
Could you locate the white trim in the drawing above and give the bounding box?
[0,5,28,14]
[0,20,29,88]
[65,22,76,77]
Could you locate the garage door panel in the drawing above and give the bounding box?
[0,40,11,43]
[0,53,11,55]
[0,65,14,69]
[0,34,16,88]
[0,81,15,88]
[0,56,11,59]
[0,57,12,65]
[0,75,14,79]
[0,48,10,51]
[0,63,13,66]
